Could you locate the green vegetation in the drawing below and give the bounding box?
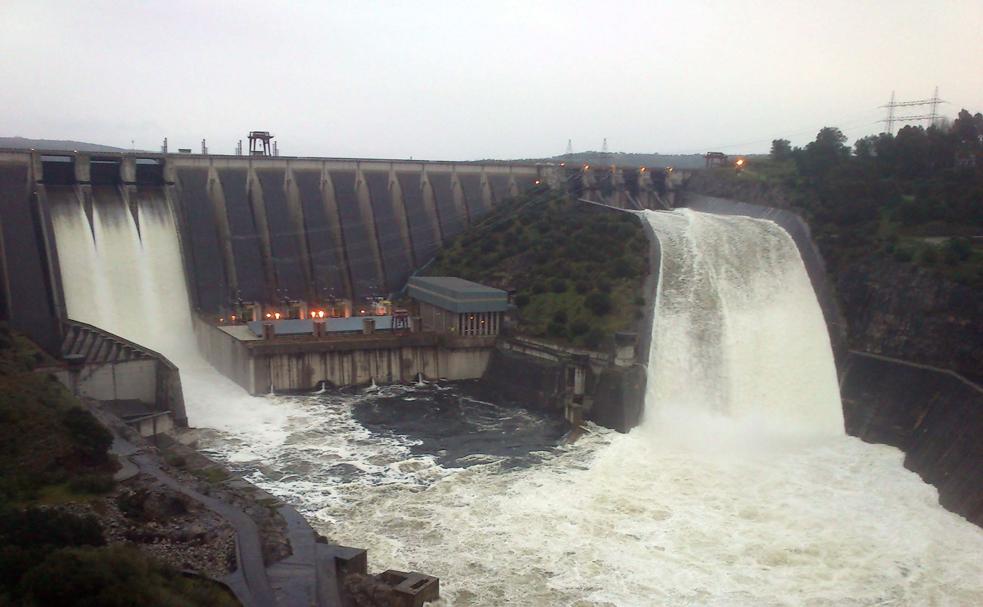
[426,190,649,348]
[1,541,239,607]
[0,327,115,505]
[715,110,983,287]
[0,326,238,606]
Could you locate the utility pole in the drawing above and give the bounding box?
[880,87,945,134]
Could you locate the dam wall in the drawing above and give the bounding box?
[0,154,62,352]
[0,150,548,345]
[165,155,544,312]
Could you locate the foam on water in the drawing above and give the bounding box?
[50,199,983,605]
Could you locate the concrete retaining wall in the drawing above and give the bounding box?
[53,359,156,403]
[194,315,267,393]
[194,315,492,394]
[840,351,983,526]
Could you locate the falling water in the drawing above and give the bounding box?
[642,209,843,442]
[49,199,983,606]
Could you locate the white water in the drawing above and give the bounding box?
[50,200,983,606]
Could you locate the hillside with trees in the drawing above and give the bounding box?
[750,110,982,282]
[425,189,650,349]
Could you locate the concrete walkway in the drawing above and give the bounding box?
[95,406,273,607]
[129,450,277,607]
[96,403,347,607]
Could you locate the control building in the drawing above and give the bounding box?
[407,277,510,336]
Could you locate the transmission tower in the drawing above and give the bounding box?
[600,138,612,166]
[881,87,944,134]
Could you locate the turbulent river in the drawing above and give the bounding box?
[51,197,983,606]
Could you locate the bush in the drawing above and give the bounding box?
[552,310,567,324]
[946,237,972,262]
[569,320,590,336]
[920,245,939,265]
[60,408,112,465]
[18,545,238,607]
[633,296,645,307]
[547,321,568,339]
[531,283,545,295]
[583,328,607,349]
[574,281,590,295]
[67,474,115,495]
[514,293,530,307]
[0,507,104,550]
[585,292,613,316]
[550,278,568,293]
[612,257,634,278]
[893,247,914,263]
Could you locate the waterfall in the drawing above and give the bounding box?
[643,209,844,436]
[49,190,195,361]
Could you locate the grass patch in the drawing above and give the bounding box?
[192,468,230,485]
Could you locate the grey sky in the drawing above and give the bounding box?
[2,0,981,159]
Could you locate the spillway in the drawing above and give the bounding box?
[643,208,844,437]
[49,200,983,605]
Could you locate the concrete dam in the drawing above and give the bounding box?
[0,150,539,321]
[2,146,982,603]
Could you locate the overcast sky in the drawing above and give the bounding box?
[2,1,982,159]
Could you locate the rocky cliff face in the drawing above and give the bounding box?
[838,255,982,382]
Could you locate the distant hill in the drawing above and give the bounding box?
[0,137,134,153]
[507,151,710,170]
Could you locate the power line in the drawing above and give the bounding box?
[880,87,944,134]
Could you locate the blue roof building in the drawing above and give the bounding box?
[407,276,509,336]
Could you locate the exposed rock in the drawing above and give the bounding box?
[838,254,982,382]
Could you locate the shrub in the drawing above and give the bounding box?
[60,408,111,465]
[569,320,590,336]
[583,328,607,349]
[920,246,938,265]
[633,296,645,307]
[531,283,546,295]
[612,257,634,278]
[585,292,613,316]
[550,278,568,293]
[547,322,568,339]
[514,293,530,307]
[0,507,104,549]
[67,474,115,495]
[946,237,972,262]
[893,247,913,263]
[575,281,590,295]
[552,310,567,324]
